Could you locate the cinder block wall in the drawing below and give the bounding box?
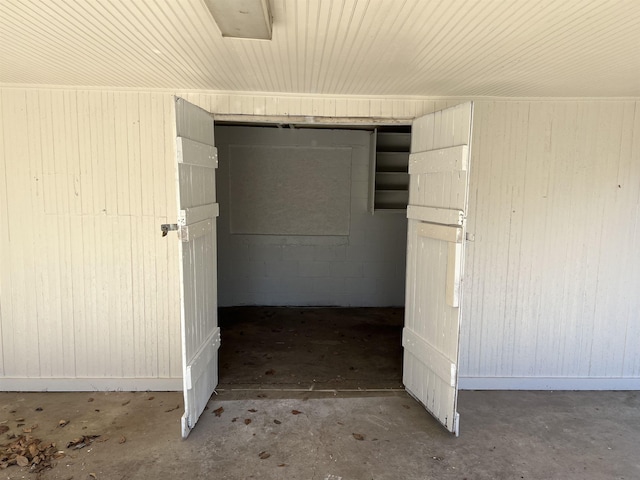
[215,126,408,307]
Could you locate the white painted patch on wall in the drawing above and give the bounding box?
[228,145,351,235]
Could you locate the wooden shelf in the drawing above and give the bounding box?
[369,126,411,212]
[376,152,410,172]
[376,131,411,151]
[375,172,409,190]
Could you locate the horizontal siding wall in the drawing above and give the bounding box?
[460,100,640,389]
[0,88,182,390]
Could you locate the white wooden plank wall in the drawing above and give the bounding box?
[178,91,455,119]
[461,100,640,388]
[2,86,638,390]
[0,88,181,389]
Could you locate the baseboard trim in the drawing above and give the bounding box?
[459,376,640,391]
[3,376,638,392]
[0,378,182,392]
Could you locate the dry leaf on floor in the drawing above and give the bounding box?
[67,435,100,450]
[213,407,224,417]
[118,436,126,444]
[58,420,69,428]
[0,435,60,473]
[35,407,43,412]
[257,394,267,398]
[121,400,130,406]
[15,418,25,422]
[165,405,180,413]
[28,443,38,457]
[352,433,365,441]
[258,451,271,459]
[244,419,251,425]
[87,398,94,402]
[291,410,302,415]
[248,409,257,413]
[0,425,9,434]
[147,396,155,401]
[231,417,238,423]
[23,424,37,433]
[264,369,275,375]
[278,463,287,467]
[273,419,281,425]
[89,473,97,479]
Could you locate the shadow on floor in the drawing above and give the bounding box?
[218,306,404,390]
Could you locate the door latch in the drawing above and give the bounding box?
[160,223,179,237]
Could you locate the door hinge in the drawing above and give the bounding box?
[160,223,179,237]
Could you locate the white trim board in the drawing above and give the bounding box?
[2,84,640,102]
[1,378,182,392]
[459,376,640,391]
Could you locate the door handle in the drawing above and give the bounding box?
[160,224,179,237]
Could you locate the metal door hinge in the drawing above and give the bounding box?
[160,223,179,237]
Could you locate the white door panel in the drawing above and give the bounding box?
[175,97,219,438]
[404,102,473,435]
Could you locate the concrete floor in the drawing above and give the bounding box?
[1,307,638,479]
[1,390,638,480]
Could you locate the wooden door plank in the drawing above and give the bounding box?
[176,97,215,144]
[179,204,220,226]
[179,219,213,242]
[177,137,218,167]
[407,205,464,226]
[409,145,469,173]
[403,328,456,387]
[414,221,463,243]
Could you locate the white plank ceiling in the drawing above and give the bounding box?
[0,0,639,97]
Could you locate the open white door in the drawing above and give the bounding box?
[174,97,220,438]
[403,102,473,436]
